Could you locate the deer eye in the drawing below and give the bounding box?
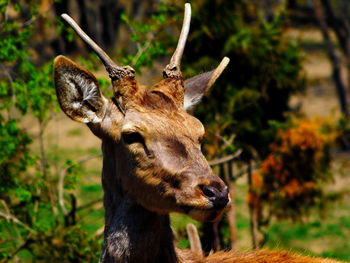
[122,131,144,145]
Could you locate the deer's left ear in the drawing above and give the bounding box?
[54,55,108,123]
[183,57,230,110]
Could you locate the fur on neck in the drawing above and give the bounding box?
[100,141,178,263]
[101,198,177,263]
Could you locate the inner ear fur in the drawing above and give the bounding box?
[184,70,214,110]
[54,55,108,123]
[184,57,230,110]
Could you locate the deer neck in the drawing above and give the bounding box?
[100,140,178,263]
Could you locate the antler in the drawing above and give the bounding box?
[61,14,135,80]
[208,57,230,88]
[163,3,191,78]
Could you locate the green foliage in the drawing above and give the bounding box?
[119,2,177,72]
[182,0,305,159]
[29,225,100,262]
[17,61,57,120]
[0,2,100,262]
[266,214,350,261]
[0,117,33,193]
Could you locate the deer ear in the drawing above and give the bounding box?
[54,55,108,123]
[184,71,214,110]
[183,57,230,110]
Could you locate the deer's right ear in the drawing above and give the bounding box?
[54,55,108,123]
[183,57,230,110]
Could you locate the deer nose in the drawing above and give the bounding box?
[200,184,229,209]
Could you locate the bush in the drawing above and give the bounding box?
[0,2,100,261]
[250,117,339,224]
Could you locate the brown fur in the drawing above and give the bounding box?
[177,250,343,263]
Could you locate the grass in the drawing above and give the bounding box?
[264,205,350,261]
[66,128,83,137]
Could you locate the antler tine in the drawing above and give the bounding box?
[61,14,134,79]
[170,3,191,69]
[163,3,191,78]
[208,57,230,88]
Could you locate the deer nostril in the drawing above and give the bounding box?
[199,184,229,209]
[201,185,217,198]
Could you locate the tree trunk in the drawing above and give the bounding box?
[314,0,349,117]
[226,161,238,250]
[337,0,350,93]
[320,0,350,100]
[247,160,259,249]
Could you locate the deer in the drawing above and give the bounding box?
[54,3,343,263]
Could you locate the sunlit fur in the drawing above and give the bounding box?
[177,249,344,263]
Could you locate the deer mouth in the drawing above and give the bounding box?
[187,206,229,222]
[180,197,231,222]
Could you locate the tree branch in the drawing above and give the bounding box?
[208,150,242,166]
[0,211,36,234]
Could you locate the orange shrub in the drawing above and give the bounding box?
[251,117,339,221]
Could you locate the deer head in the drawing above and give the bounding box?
[54,4,230,222]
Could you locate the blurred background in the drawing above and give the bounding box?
[1,0,350,262]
